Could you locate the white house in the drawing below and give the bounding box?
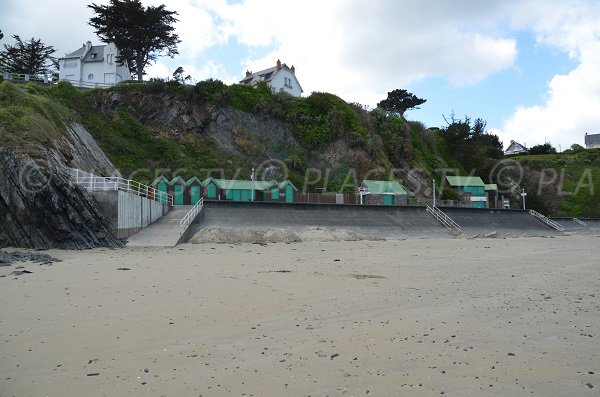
[584,133,600,149]
[505,140,528,155]
[240,59,303,97]
[58,41,131,88]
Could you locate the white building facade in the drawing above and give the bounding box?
[59,41,131,88]
[240,59,303,97]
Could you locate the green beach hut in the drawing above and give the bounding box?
[445,176,487,208]
[151,175,170,204]
[360,180,408,206]
[170,176,186,205]
[278,180,297,203]
[203,177,219,200]
[186,176,203,205]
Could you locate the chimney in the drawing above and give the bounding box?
[246,70,251,77]
[86,41,92,51]
[291,65,295,74]
[276,59,281,70]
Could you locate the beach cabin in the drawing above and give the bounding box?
[261,180,297,203]
[218,180,272,202]
[186,176,203,205]
[445,176,487,208]
[151,175,170,204]
[170,176,186,205]
[203,177,220,200]
[278,180,297,203]
[360,180,408,206]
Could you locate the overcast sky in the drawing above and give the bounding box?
[2,0,599,151]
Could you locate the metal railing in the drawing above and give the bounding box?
[573,218,589,227]
[529,210,564,232]
[427,205,462,231]
[180,198,204,228]
[68,168,173,206]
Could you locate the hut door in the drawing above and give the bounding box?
[190,186,201,204]
[384,194,393,206]
[207,184,216,199]
[174,185,184,205]
[157,181,168,204]
[285,185,294,203]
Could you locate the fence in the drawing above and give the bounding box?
[68,168,173,206]
[529,209,565,232]
[1,71,118,89]
[1,71,54,84]
[426,205,462,231]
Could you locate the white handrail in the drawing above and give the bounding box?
[573,218,588,227]
[529,210,565,232]
[68,168,173,206]
[180,198,203,228]
[426,205,462,231]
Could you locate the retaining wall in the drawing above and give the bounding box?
[92,191,169,238]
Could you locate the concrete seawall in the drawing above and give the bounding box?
[197,201,561,239]
[92,191,170,238]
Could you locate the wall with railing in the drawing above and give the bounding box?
[68,168,171,238]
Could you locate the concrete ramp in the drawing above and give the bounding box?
[441,207,559,236]
[198,202,451,239]
[127,206,192,247]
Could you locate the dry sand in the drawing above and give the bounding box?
[1,235,599,396]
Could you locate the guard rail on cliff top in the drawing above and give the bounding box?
[68,168,173,206]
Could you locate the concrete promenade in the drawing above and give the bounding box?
[127,206,192,247]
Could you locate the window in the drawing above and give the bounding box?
[107,54,113,63]
[87,73,94,80]
[284,77,292,88]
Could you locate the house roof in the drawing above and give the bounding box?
[361,180,408,195]
[446,176,486,187]
[585,133,600,145]
[484,183,498,191]
[61,43,106,62]
[505,140,528,152]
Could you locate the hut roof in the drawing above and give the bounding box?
[361,180,407,195]
[445,176,485,187]
[151,175,170,187]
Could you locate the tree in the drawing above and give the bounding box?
[0,29,4,40]
[377,89,426,118]
[172,66,191,84]
[528,143,557,155]
[88,0,181,81]
[0,35,56,75]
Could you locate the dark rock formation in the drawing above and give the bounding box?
[0,148,124,249]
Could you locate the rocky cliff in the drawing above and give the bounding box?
[0,82,124,249]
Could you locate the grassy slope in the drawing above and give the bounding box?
[3,80,598,217]
[512,150,600,217]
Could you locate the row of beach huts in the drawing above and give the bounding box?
[151,175,499,208]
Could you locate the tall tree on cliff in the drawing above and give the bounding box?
[88,0,180,81]
[0,35,56,75]
[377,89,426,118]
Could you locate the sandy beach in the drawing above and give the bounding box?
[1,234,599,396]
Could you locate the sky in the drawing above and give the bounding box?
[2,0,600,151]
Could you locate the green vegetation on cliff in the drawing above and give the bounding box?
[2,79,599,217]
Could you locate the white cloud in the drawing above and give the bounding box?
[497,0,600,149]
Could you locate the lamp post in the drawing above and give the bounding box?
[521,191,527,209]
[433,179,436,207]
